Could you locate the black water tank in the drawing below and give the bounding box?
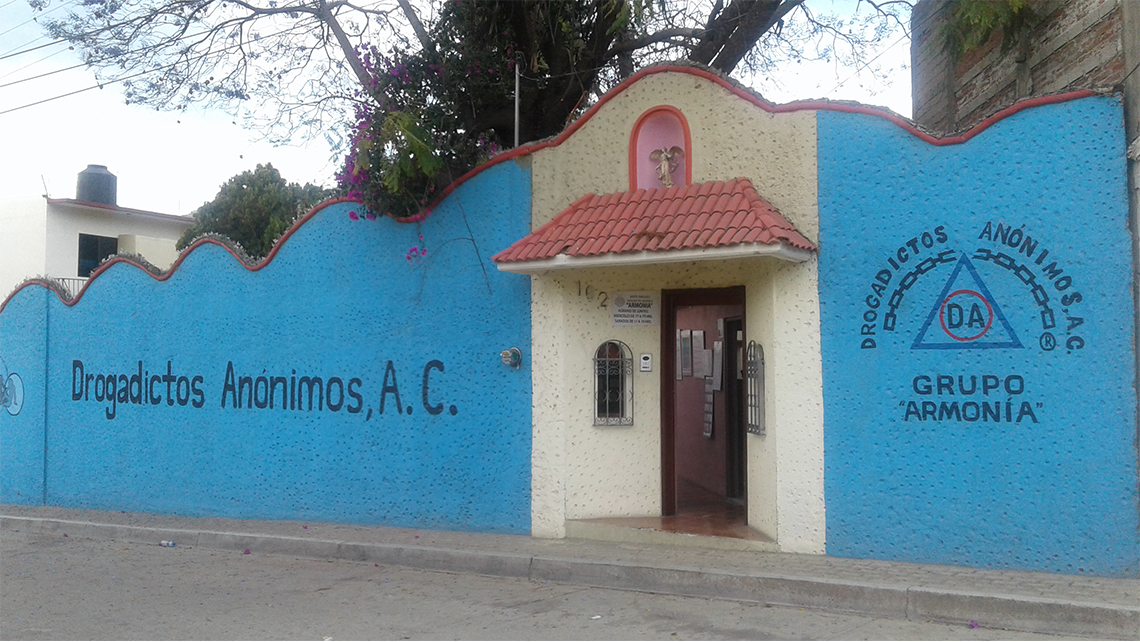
[76,164,117,206]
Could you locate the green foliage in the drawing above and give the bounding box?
[28,0,906,221]
[177,164,334,259]
[339,0,638,218]
[945,0,1037,59]
[338,0,909,219]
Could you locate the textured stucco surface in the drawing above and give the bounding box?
[529,72,819,242]
[817,95,1138,577]
[43,203,189,277]
[0,198,48,299]
[529,258,825,554]
[0,287,48,504]
[0,161,534,534]
[526,70,824,551]
[758,259,826,553]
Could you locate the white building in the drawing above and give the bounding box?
[0,165,192,300]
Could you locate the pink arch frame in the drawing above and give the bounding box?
[629,105,693,190]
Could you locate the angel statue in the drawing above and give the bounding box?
[649,146,685,187]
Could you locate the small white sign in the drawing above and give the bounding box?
[611,291,658,326]
[693,348,713,379]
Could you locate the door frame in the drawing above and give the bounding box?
[659,286,746,515]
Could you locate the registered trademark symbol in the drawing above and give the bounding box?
[1039,332,1056,351]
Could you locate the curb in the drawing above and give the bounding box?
[3,515,1137,639]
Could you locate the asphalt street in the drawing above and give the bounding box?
[1,528,1093,640]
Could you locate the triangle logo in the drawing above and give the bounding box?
[912,254,1023,350]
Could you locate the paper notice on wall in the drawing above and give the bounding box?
[612,291,658,326]
[703,377,715,438]
[675,329,683,380]
[680,330,692,377]
[693,348,713,378]
[712,341,723,390]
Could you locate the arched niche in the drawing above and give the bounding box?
[629,106,692,191]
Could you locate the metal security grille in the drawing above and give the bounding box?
[746,341,765,436]
[594,340,633,426]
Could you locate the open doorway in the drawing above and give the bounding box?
[660,287,752,538]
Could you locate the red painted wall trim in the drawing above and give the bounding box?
[0,65,1104,315]
[628,105,694,190]
[0,196,357,314]
[421,65,1099,218]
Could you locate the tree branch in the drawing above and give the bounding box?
[396,0,434,54]
[711,0,803,72]
[317,0,373,92]
[605,27,705,58]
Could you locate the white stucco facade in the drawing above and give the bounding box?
[0,197,191,299]
[0,198,49,300]
[520,68,827,554]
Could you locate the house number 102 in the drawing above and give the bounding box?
[577,281,608,308]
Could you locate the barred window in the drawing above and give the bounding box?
[594,340,633,426]
[746,341,765,436]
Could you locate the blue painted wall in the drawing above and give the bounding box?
[817,96,1139,577]
[0,287,48,505]
[0,160,533,534]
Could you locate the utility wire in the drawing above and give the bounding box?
[822,29,909,97]
[0,58,83,88]
[0,1,67,40]
[0,21,303,115]
[0,78,100,114]
[0,0,288,61]
[0,52,199,116]
[1,3,923,117]
[0,35,56,61]
[822,2,943,98]
[0,44,70,82]
[1120,59,1140,86]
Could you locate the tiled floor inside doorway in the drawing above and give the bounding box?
[579,480,771,542]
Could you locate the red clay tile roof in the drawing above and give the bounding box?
[493,178,815,265]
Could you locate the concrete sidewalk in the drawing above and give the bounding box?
[2,504,1136,639]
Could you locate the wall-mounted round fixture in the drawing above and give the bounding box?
[500,347,522,369]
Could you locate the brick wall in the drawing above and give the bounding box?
[912,0,1125,134]
[910,0,957,132]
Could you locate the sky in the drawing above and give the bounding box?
[0,1,913,217]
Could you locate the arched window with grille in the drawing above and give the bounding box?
[594,340,633,426]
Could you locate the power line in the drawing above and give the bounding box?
[0,21,307,116]
[0,4,335,88]
[0,34,58,61]
[0,55,188,116]
[0,44,70,82]
[0,1,68,40]
[0,58,83,88]
[822,30,909,97]
[822,2,943,99]
[0,79,101,115]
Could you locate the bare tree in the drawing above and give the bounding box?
[31,0,908,150]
